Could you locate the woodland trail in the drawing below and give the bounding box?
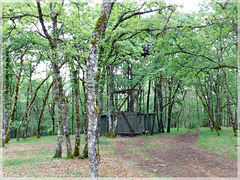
[114,129,238,178]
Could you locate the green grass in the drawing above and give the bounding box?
[162,128,189,137]
[99,138,111,145]
[4,157,45,167]
[138,128,189,139]
[197,127,238,161]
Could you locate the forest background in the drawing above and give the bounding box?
[0,0,239,178]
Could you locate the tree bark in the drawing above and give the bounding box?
[146,79,151,132]
[222,70,237,136]
[146,79,151,114]
[71,67,81,157]
[48,93,55,136]
[167,79,181,133]
[2,46,12,147]
[81,71,89,159]
[5,47,28,143]
[107,65,114,136]
[196,85,220,136]
[85,0,115,177]
[158,77,164,133]
[37,82,53,138]
[237,1,240,130]
[215,73,221,127]
[37,0,73,158]
[167,79,172,133]
[152,81,157,135]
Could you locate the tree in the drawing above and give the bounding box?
[36,0,73,158]
[5,46,28,143]
[85,0,115,177]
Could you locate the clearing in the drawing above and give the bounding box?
[3,128,238,178]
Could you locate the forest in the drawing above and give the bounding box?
[1,0,239,178]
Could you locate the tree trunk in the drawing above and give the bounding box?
[167,79,172,133]
[196,85,220,136]
[48,100,55,135]
[167,103,173,133]
[71,68,81,157]
[2,47,12,147]
[81,71,89,159]
[152,82,157,136]
[16,74,51,140]
[5,47,27,143]
[177,106,183,131]
[29,61,34,137]
[72,88,74,135]
[37,1,73,158]
[158,77,164,133]
[107,66,114,136]
[237,1,240,131]
[214,72,221,128]
[17,84,30,141]
[37,82,53,138]
[146,79,151,114]
[85,1,115,177]
[146,79,151,132]
[129,63,134,112]
[222,71,237,136]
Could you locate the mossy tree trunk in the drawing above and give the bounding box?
[222,70,237,136]
[2,46,12,147]
[5,47,28,143]
[196,84,220,136]
[237,1,240,130]
[81,71,89,158]
[37,0,73,158]
[85,0,115,178]
[70,64,81,157]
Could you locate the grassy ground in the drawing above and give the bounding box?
[3,135,149,178]
[3,127,238,178]
[197,127,238,161]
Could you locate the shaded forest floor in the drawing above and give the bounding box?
[3,128,238,178]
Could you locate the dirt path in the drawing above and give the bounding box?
[114,129,238,178]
